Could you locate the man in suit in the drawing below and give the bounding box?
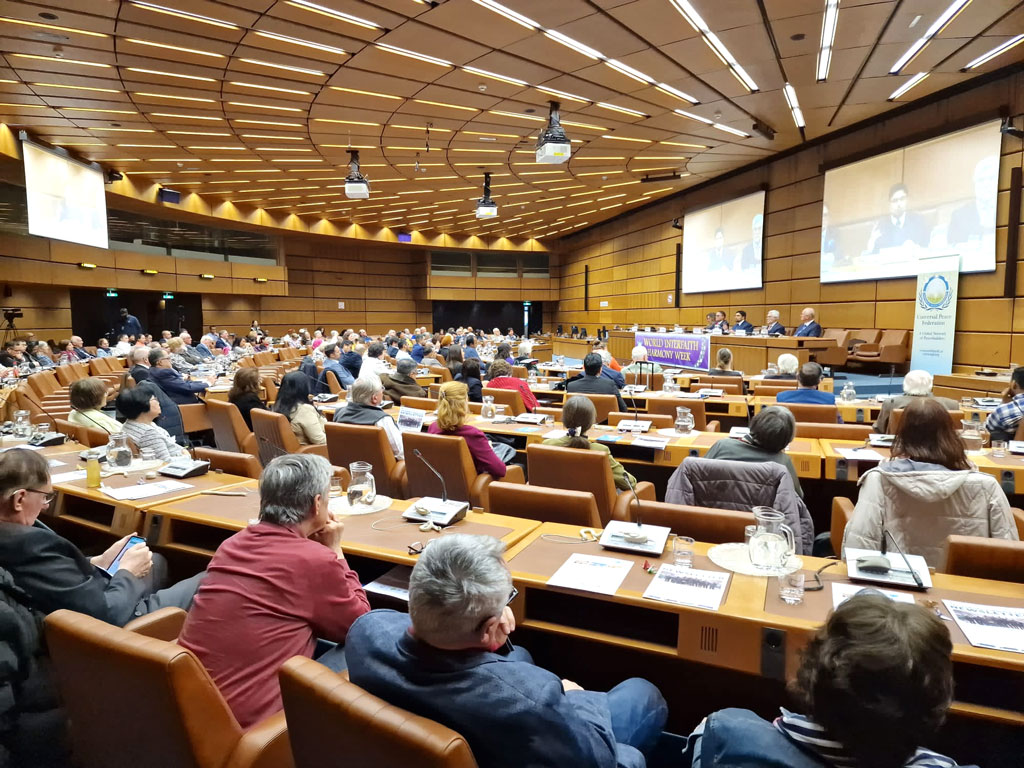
[739,213,763,270]
[127,346,151,383]
[69,336,93,360]
[0,449,203,626]
[380,358,426,404]
[346,534,667,768]
[867,182,930,253]
[176,332,204,365]
[410,334,426,364]
[320,343,354,391]
[777,363,839,411]
[338,338,363,381]
[732,310,755,334]
[193,334,216,360]
[147,348,209,405]
[765,309,785,336]
[793,307,823,337]
[947,155,998,248]
[873,369,960,434]
[567,353,627,413]
[711,310,730,334]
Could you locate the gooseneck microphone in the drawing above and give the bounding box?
[883,527,924,588]
[413,448,448,502]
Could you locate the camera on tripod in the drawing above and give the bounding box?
[2,308,22,324]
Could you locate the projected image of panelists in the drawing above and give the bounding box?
[22,139,108,250]
[820,120,1001,284]
[680,190,765,294]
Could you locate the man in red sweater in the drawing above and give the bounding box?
[484,359,538,412]
[179,454,369,728]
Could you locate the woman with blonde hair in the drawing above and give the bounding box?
[427,382,507,477]
[542,396,636,491]
[69,377,122,434]
[166,337,196,374]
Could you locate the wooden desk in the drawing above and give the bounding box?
[934,373,1010,401]
[551,337,595,360]
[750,396,880,425]
[973,452,1024,495]
[819,439,890,482]
[505,522,1024,725]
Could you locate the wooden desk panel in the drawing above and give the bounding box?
[819,439,890,482]
[551,337,595,360]
[750,396,879,425]
[934,373,1010,401]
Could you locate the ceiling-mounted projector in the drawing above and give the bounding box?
[536,100,571,164]
[344,149,369,200]
[475,171,497,219]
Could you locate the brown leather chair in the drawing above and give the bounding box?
[526,443,655,526]
[831,496,854,555]
[194,447,263,479]
[646,398,721,432]
[53,417,79,440]
[849,329,909,364]
[401,396,438,413]
[608,412,674,429]
[237,357,257,368]
[511,365,528,379]
[777,402,839,423]
[753,385,799,397]
[279,656,477,768]
[123,606,187,641]
[402,431,523,508]
[888,408,964,435]
[1014,508,1024,540]
[79,424,113,447]
[325,422,408,498]
[812,329,851,368]
[690,379,743,395]
[260,375,279,407]
[207,398,260,457]
[179,403,213,433]
[437,365,453,382]
[943,535,1024,582]
[28,371,61,399]
[847,329,882,347]
[428,382,442,399]
[623,371,664,391]
[566,392,618,424]
[250,408,329,464]
[486,481,601,526]
[794,422,873,440]
[481,386,525,416]
[614,499,755,540]
[324,369,345,396]
[45,609,293,768]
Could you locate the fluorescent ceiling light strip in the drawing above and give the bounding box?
[713,122,749,137]
[604,59,654,84]
[0,17,107,37]
[535,86,588,104]
[135,92,214,102]
[129,2,238,29]
[783,83,804,128]
[543,30,603,60]
[962,34,1024,70]
[330,86,399,99]
[667,0,757,91]
[596,102,646,117]
[125,38,224,58]
[32,82,119,93]
[816,0,840,82]
[890,0,971,73]
[888,72,928,100]
[127,67,214,82]
[489,110,544,121]
[229,101,304,112]
[286,0,381,29]
[253,31,345,56]
[239,59,325,77]
[674,108,712,125]
[230,81,311,95]
[151,112,223,120]
[562,120,606,130]
[655,83,698,104]
[11,54,109,67]
[376,44,451,67]
[470,0,539,29]
[462,66,527,86]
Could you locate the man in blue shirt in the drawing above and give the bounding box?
[116,308,144,341]
[463,334,480,360]
[338,338,362,381]
[985,366,1024,442]
[792,307,823,338]
[732,310,754,334]
[346,534,667,768]
[410,334,425,363]
[321,342,354,390]
[777,363,840,415]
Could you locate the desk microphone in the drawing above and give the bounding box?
[257,433,290,463]
[882,527,924,588]
[413,448,447,502]
[620,474,648,544]
[18,388,68,446]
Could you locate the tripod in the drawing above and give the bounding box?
[1,319,18,346]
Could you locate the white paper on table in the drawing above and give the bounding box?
[101,480,192,501]
[632,436,670,449]
[643,564,730,610]
[51,470,87,483]
[943,600,1024,655]
[396,407,426,433]
[831,582,916,610]
[1009,440,1024,455]
[47,459,67,468]
[547,553,633,595]
[543,429,567,440]
[845,547,933,588]
[729,426,750,438]
[835,447,885,460]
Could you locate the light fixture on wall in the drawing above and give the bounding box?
[199,273,215,279]
[253,277,268,283]
[79,262,97,269]
[141,268,158,275]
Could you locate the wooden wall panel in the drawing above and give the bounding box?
[553,70,1024,371]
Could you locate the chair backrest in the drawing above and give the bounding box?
[646,398,711,430]
[623,371,664,391]
[206,398,258,456]
[325,422,401,497]
[879,329,909,346]
[753,385,799,397]
[487,481,600,527]
[511,365,528,379]
[569,392,617,424]
[402,431,480,503]
[690,379,743,395]
[260,375,279,405]
[481,386,525,416]
[617,499,755,541]
[79,424,112,448]
[943,535,1024,582]
[401,396,438,412]
[193,447,262,479]
[45,609,244,768]
[850,329,881,346]
[53,418,79,439]
[437,366,453,382]
[608,412,673,429]
[888,408,964,435]
[251,408,301,465]
[428,383,441,399]
[279,657,478,768]
[27,371,57,398]
[526,444,618,525]
[323,369,344,395]
[236,357,256,369]
[777,402,839,423]
[821,328,849,345]
[54,365,77,387]
[794,422,873,440]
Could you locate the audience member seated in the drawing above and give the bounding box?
[495,343,514,366]
[680,593,976,768]
[148,348,208,405]
[333,375,404,460]
[194,334,217,360]
[420,341,444,367]
[456,357,484,403]
[165,337,197,374]
[984,365,1024,442]
[873,369,958,434]
[765,309,786,336]
[359,342,388,379]
[321,343,355,390]
[777,363,837,408]
[126,346,151,384]
[598,350,625,387]
[0,448,203,626]
[705,406,802,497]
[179,454,368,729]
[56,340,77,366]
[347,534,667,768]
[765,352,798,379]
[28,340,55,369]
[731,310,754,334]
[0,340,35,370]
[592,342,621,372]
[446,344,464,380]
[567,353,627,413]
[69,336,93,361]
[274,371,326,446]
[117,387,188,461]
[395,338,414,363]
[69,378,122,435]
[463,334,480,360]
[94,338,112,358]
[792,307,823,337]
[338,338,363,381]
[438,333,453,360]
[113,334,133,356]
[843,398,1017,568]
[228,367,265,431]
[707,348,742,376]
[485,360,537,412]
[543,396,636,492]
[381,358,426,402]
[429,382,512,474]
[514,340,536,368]
[622,345,663,374]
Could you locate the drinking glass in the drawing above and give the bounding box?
[329,474,344,497]
[991,439,1007,458]
[673,536,695,568]
[779,572,805,605]
[494,404,507,421]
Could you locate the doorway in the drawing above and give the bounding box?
[69,289,203,344]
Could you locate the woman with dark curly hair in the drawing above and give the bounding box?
[679,592,974,768]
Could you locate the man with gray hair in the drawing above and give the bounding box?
[332,373,404,459]
[622,345,663,374]
[179,454,369,729]
[873,369,958,434]
[765,309,785,336]
[346,534,667,768]
[380,357,426,403]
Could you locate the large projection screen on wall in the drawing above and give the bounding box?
[23,140,108,249]
[820,120,1001,284]
[681,190,765,294]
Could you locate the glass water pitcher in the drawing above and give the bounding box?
[106,433,133,468]
[347,461,377,506]
[674,406,694,434]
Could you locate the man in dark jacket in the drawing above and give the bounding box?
[116,308,144,341]
[566,353,626,413]
[332,375,403,459]
[380,359,426,404]
[147,348,208,405]
[338,338,363,381]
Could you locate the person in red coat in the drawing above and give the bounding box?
[484,359,537,412]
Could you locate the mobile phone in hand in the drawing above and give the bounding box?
[107,535,146,575]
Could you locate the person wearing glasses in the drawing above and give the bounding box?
[346,534,667,768]
[0,448,204,626]
[117,387,189,462]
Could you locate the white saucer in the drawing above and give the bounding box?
[329,494,393,516]
[707,542,802,577]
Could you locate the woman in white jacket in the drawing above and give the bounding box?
[843,398,1018,569]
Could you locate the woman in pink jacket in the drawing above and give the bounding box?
[427,381,506,478]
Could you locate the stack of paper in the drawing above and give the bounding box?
[547,553,633,595]
[836,447,885,461]
[643,565,730,610]
[944,600,1024,654]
